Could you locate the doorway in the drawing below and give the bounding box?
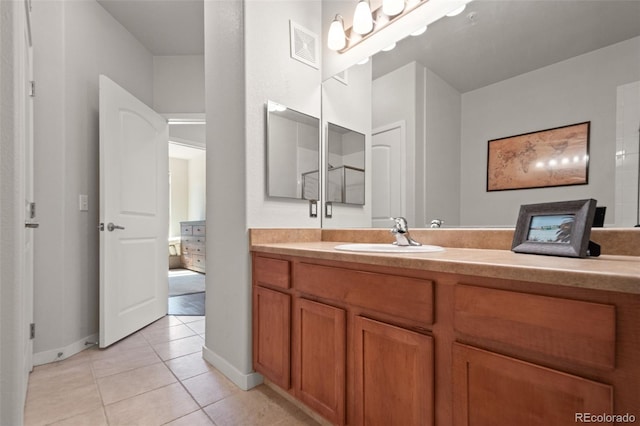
[167,120,206,316]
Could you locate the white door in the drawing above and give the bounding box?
[22,0,35,376]
[371,123,405,228]
[99,75,169,348]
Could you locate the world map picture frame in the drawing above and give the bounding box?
[487,121,590,191]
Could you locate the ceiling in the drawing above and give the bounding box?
[372,0,640,93]
[97,0,204,55]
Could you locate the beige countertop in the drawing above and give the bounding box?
[251,240,640,295]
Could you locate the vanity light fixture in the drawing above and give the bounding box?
[381,42,397,52]
[446,4,466,16]
[353,0,374,35]
[327,0,472,53]
[328,15,347,51]
[411,25,427,36]
[383,0,405,16]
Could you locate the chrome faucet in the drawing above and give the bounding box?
[430,219,444,228]
[390,217,422,246]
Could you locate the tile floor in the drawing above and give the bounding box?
[24,315,319,426]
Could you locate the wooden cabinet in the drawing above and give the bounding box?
[253,285,291,390]
[180,220,205,273]
[251,252,639,426]
[252,256,292,390]
[252,254,435,425]
[353,316,434,426]
[293,298,346,424]
[452,343,613,426]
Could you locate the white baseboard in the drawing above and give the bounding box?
[33,333,98,366]
[202,344,263,390]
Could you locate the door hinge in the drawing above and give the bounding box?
[28,202,36,219]
[30,323,35,339]
[29,81,35,97]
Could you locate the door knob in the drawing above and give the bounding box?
[107,222,125,232]
[25,222,40,229]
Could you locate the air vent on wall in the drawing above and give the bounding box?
[290,20,319,69]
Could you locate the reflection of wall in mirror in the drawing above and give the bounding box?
[268,114,318,199]
[371,37,640,227]
[461,37,640,227]
[268,114,300,198]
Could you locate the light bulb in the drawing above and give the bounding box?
[353,0,373,35]
[411,25,427,36]
[383,0,404,16]
[446,4,466,17]
[327,15,346,51]
[357,57,370,65]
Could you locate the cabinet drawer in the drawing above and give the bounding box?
[295,262,433,326]
[190,243,205,255]
[181,225,193,235]
[454,285,616,369]
[191,255,205,271]
[193,225,205,236]
[254,256,290,290]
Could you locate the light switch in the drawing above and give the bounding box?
[79,194,89,212]
[309,200,318,218]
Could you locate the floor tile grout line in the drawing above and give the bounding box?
[26,315,210,426]
[158,340,222,426]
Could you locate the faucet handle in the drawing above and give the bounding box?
[430,219,444,228]
[391,217,409,233]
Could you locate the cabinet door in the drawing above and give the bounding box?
[293,298,346,425]
[253,286,291,389]
[452,343,613,426]
[353,316,434,426]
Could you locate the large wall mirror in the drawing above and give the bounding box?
[322,0,640,228]
[327,123,366,205]
[266,101,320,200]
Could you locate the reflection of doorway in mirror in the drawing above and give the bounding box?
[615,81,640,226]
[372,122,405,227]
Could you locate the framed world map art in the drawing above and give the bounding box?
[487,121,590,191]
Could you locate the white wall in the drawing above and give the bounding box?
[460,36,640,226]
[169,158,189,238]
[153,55,205,114]
[204,0,255,390]
[615,81,640,227]
[372,61,461,228]
[372,62,420,226]
[245,0,323,228]
[32,0,154,362]
[203,0,321,390]
[187,151,206,220]
[323,60,372,227]
[424,67,461,226]
[170,153,205,237]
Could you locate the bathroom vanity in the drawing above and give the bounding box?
[250,229,640,426]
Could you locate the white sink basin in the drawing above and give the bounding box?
[334,243,444,253]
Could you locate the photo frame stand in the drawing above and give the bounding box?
[587,240,601,257]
